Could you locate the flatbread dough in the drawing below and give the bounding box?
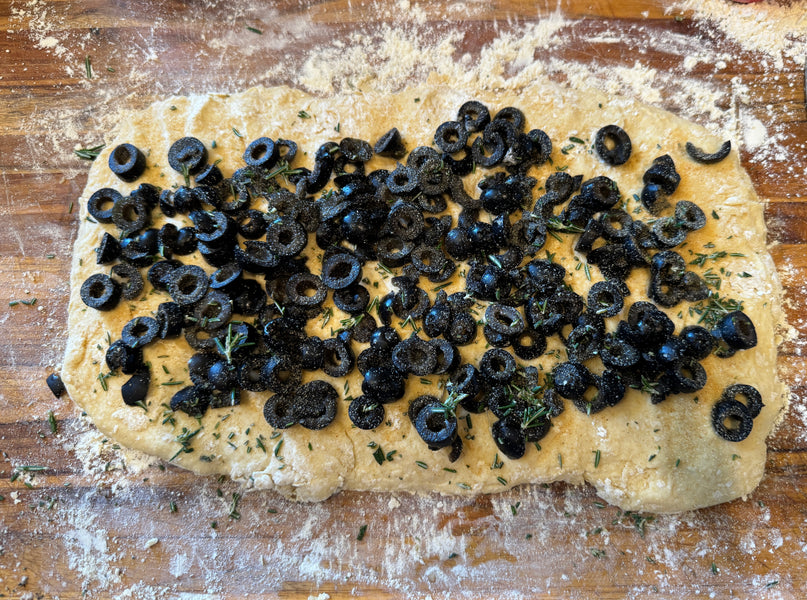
[62,82,788,512]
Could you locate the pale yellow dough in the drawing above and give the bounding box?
[62,83,788,512]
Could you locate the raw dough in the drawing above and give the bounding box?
[62,82,788,512]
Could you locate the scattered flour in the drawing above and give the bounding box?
[670,0,807,70]
[4,0,806,598]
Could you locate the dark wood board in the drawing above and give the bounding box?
[1,1,806,598]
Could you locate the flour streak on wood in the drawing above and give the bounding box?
[1,1,806,598]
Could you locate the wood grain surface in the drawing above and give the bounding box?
[1,1,806,598]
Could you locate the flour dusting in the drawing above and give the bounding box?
[3,0,805,598]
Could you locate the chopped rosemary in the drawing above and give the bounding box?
[357,524,367,540]
[229,493,241,519]
[593,449,601,468]
[298,110,311,119]
[48,411,58,434]
[74,144,105,160]
[84,55,92,79]
[246,25,263,34]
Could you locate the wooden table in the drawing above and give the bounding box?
[1,1,805,598]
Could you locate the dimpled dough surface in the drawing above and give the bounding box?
[62,82,788,512]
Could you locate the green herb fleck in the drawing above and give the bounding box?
[85,56,93,79]
[415,461,428,469]
[298,110,311,119]
[593,449,601,468]
[228,493,241,519]
[232,127,243,138]
[357,524,368,541]
[48,411,58,434]
[373,446,385,465]
[74,144,105,160]
[246,25,263,34]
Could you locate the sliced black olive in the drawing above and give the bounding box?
[445,311,478,346]
[643,154,680,195]
[679,325,717,360]
[294,380,338,430]
[170,385,211,418]
[491,418,526,459]
[267,216,307,257]
[414,403,457,449]
[87,188,122,223]
[479,348,517,385]
[720,383,763,419]
[194,162,223,187]
[108,143,146,182]
[386,163,419,195]
[600,335,639,370]
[46,373,66,398]
[167,265,209,306]
[594,125,632,166]
[512,328,547,361]
[121,369,150,406]
[80,273,121,310]
[493,106,526,131]
[333,284,370,315]
[712,399,753,442]
[243,137,278,169]
[392,334,437,376]
[348,396,385,430]
[106,339,143,374]
[587,280,624,318]
[674,200,706,232]
[685,140,731,165]
[715,311,757,350]
[553,362,592,401]
[457,100,490,133]
[579,176,621,211]
[168,136,208,175]
[111,194,150,234]
[285,272,327,307]
[374,127,407,159]
[120,316,160,349]
[665,356,707,393]
[321,337,354,377]
[434,121,468,154]
[362,366,405,403]
[191,290,232,332]
[431,338,459,375]
[321,253,362,290]
[263,393,298,429]
[652,216,688,249]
